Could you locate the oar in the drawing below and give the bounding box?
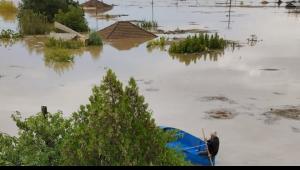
[202,128,214,166]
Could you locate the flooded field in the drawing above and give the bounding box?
[1,0,300,166]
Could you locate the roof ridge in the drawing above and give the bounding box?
[126,21,158,38]
[106,22,119,39]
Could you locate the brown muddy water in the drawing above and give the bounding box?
[1,0,300,166]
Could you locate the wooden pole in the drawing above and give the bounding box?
[202,128,214,166]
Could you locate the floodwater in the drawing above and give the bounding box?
[1,0,300,166]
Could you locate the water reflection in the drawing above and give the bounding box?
[0,10,17,22]
[169,51,225,65]
[21,37,103,74]
[106,38,153,51]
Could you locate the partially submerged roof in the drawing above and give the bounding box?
[97,21,157,39]
[80,0,113,12]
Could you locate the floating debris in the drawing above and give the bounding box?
[291,127,300,133]
[144,80,153,85]
[200,96,236,104]
[263,106,300,121]
[206,109,237,120]
[155,28,209,35]
[145,88,160,92]
[273,92,285,95]
[15,74,22,79]
[260,68,280,71]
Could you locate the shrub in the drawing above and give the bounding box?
[87,32,102,46]
[45,38,84,49]
[0,0,17,13]
[169,33,228,54]
[54,5,89,33]
[18,10,53,35]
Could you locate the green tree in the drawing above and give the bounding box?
[0,70,189,166]
[19,0,79,22]
[55,5,89,32]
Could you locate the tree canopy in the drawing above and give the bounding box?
[19,0,79,22]
[0,70,189,166]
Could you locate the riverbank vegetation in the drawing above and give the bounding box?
[0,70,189,166]
[169,33,228,54]
[147,37,167,49]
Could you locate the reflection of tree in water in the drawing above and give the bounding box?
[21,36,103,74]
[0,39,19,48]
[0,10,17,22]
[169,50,225,66]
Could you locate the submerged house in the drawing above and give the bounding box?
[80,0,113,12]
[97,21,157,50]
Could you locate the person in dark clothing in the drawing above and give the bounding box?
[199,132,220,157]
[206,133,220,157]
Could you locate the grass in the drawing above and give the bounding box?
[169,33,228,54]
[138,20,158,30]
[0,0,17,13]
[147,37,167,49]
[45,38,84,49]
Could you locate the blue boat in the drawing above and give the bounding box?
[161,127,217,166]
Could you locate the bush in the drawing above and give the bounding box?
[0,0,17,13]
[45,38,84,49]
[169,33,228,54]
[0,70,190,166]
[87,32,102,46]
[18,10,53,35]
[54,5,89,33]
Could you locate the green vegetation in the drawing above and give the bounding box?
[19,0,79,22]
[138,20,158,30]
[0,29,22,39]
[44,48,74,63]
[87,32,103,46]
[0,0,17,13]
[18,10,53,35]
[0,70,190,166]
[147,37,167,49]
[18,0,89,34]
[54,5,89,32]
[169,33,228,54]
[45,38,84,49]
